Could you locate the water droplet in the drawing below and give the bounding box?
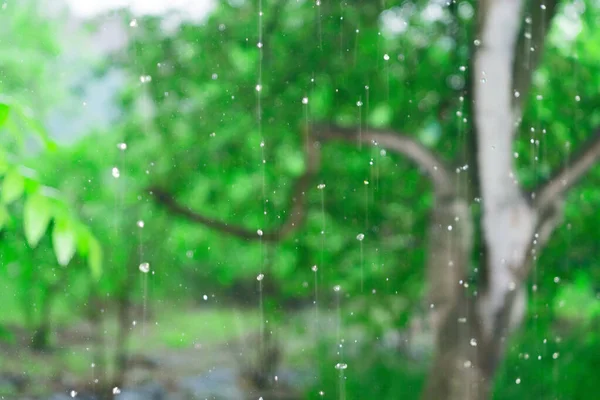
[139,263,150,273]
[459,65,466,71]
[335,362,347,370]
[516,378,521,384]
[364,180,369,185]
[470,338,478,347]
[356,233,365,241]
[540,4,546,9]
[260,141,265,148]
[129,19,137,27]
[464,360,472,368]
[333,285,341,292]
[140,75,152,83]
[514,152,519,158]
[514,91,520,98]
[203,294,208,301]
[112,167,120,178]
[447,225,453,231]
[257,273,264,281]
[356,100,363,107]
[70,391,77,398]
[302,97,309,104]
[257,229,263,236]
[383,54,390,61]
[312,265,318,272]
[112,387,121,394]
[257,42,263,48]
[474,39,481,46]
[117,143,127,150]
[211,73,218,80]
[554,276,560,283]
[317,183,326,190]
[575,95,581,102]
[255,84,262,92]
[137,220,144,228]
[552,352,559,359]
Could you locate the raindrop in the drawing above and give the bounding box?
[302,97,309,104]
[70,391,77,398]
[335,363,348,370]
[333,285,341,292]
[575,95,581,102]
[317,183,326,190]
[552,352,559,359]
[356,100,363,107]
[139,263,150,273]
[514,152,519,158]
[257,273,264,281]
[312,265,318,272]
[211,73,218,80]
[459,65,466,71]
[137,220,145,228]
[112,167,120,178]
[356,233,365,241]
[257,42,263,48]
[140,75,152,83]
[255,84,262,92]
[474,39,481,46]
[129,19,138,27]
[117,143,127,150]
[383,54,390,61]
[203,295,208,301]
[516,378,521,384]
[260,141,265,148]
[464,360,472,368]
[447,225,453,231]
[112,387,121,394]
[257,229,264,236]
[470,338,478,347]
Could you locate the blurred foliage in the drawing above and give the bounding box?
[0,0,600,398]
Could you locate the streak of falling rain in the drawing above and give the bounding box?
[357,233,365,292]
[316,0,322,50]
[257,0,266,365]
[138,219,148,336]
[333,284,346,400]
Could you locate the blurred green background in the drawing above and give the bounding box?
[0,0,599,399]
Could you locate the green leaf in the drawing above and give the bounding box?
[23,193,52,247]
[0,103,9,128]
[88,236,102,279]
[2,170,25,204]
[0,205,9,231]
[52,218,76,266]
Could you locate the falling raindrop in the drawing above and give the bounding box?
[117,143,127,150]
[333,285,341,292]
[257,229,264,236]
[112,167,120,178]
[335,363,348,370]
[356,233,365,241]
[312,265,318,272]
[302,97,309,104]
[255,84,262,92]
[470,338,478,347]
[129,19,138,27]
[70,391,77,398]
[383,54,390,61]
[317,183,326,189]
[137,220,145,228]
[257,273,264,281]
[112,387,121,395]
[139,263,150,273]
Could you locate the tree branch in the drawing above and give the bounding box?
[534,128,600,212]
[150,125,455,242]
[149,132,320,243]
[312,124,456,197]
